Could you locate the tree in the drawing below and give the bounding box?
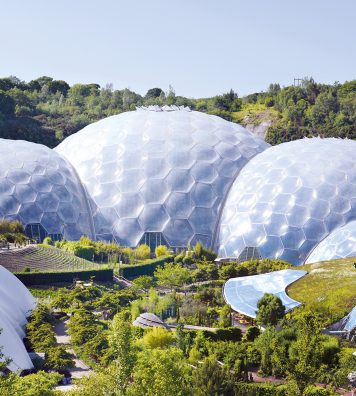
[1,371,62,396]
[130,348,190,396]
[287,312,325,393]
[142,327,174,349]
[45,346,74,371]
[145,88,164,99]
[219,305,231,328]
[107,311,136,395]
[191,356,235,396]
[254,326,278,376]
[131,275,155,291]
[256,293,285,326]
[154,263,190,291]
[244,326,261,342]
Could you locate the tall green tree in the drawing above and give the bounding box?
[256,293,285,326]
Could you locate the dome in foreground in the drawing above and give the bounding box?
[0,265,35,372]
[56,107,269,248]
[306,220,356,263]
[0,139,93,241]
[217,138,356,265]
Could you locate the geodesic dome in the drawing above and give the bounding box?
[0,139,94,241]
[56,107,268,248]
[217,138,356,266]
[306,220,356,263]
[0,265,35,372]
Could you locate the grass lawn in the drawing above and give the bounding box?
[287,257,356,324]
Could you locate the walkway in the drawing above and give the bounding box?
[54,320,92,381]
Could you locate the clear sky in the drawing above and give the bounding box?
[1,0,355,97]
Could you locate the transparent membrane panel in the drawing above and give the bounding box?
[217,138,356,265]
[0,139,93,241]
[56,108,268,248]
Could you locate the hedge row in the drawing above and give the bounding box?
[119,256,174,278]
[183,327,242,342]
[233,383,288,396]
[15,268,113,286]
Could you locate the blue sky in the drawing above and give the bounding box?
[1,0,355,97]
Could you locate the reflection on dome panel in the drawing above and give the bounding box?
[56,109,268,248]
[0,139,92,241]
[306,220,356,263]
[217,138,356,265]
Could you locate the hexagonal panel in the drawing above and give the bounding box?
[138,205,169,231]
[217,138,356,265]
[55,109,269,247]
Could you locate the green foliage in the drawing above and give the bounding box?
[107,311,136,393]
[26,304,75,370]
[129,347,191,396]
[191,355,235,396]
[62,241,95,260]
[120,255,173,278]
[135,244,151,260]
[218,258,291,280]
[1,75,353,149]
[42,236,53,246]
[288,257,356,324]
[131,275,155,290]
[219,304,231,328]
[142,327,174,349]
[244,326,261,342]
[154,262,190,290]
[0,371,62,396]
[256,293,285,326]
[155,244,169,257]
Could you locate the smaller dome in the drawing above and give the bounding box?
[0,139,94,241]
[306,221,356,263]
[217,138,356,265]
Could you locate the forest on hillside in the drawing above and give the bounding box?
[0,76,355,148]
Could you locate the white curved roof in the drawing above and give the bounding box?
[217,138,356,265]
[56,109,268,247]
[0,266,35,372]
[0,139,93,241]
[223,269,307,318]
[306,220,356,263]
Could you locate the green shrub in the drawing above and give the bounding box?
[120,256,174,278]
[155,245,169,257]
[43,236,53,246]
[135,244,151,260]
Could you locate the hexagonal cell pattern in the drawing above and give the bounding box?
[306,220,356,263]
[0,139,93,240]
[56,107,268,247]
[217,138,356,265]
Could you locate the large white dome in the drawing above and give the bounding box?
[0,139,94,241]
[56,107,268,248]
[0,266,35,372]
[217,138,356,265]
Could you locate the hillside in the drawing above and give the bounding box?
[0,245,98,273]
[287,257,356,323]
[0,76,354,148]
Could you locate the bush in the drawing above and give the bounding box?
[120,256,173,278]
[43,236,53,246]
[155,245,169,257]
[135,244,151,260]
[244,326,261,342]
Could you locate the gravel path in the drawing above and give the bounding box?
[54,320,92,379]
